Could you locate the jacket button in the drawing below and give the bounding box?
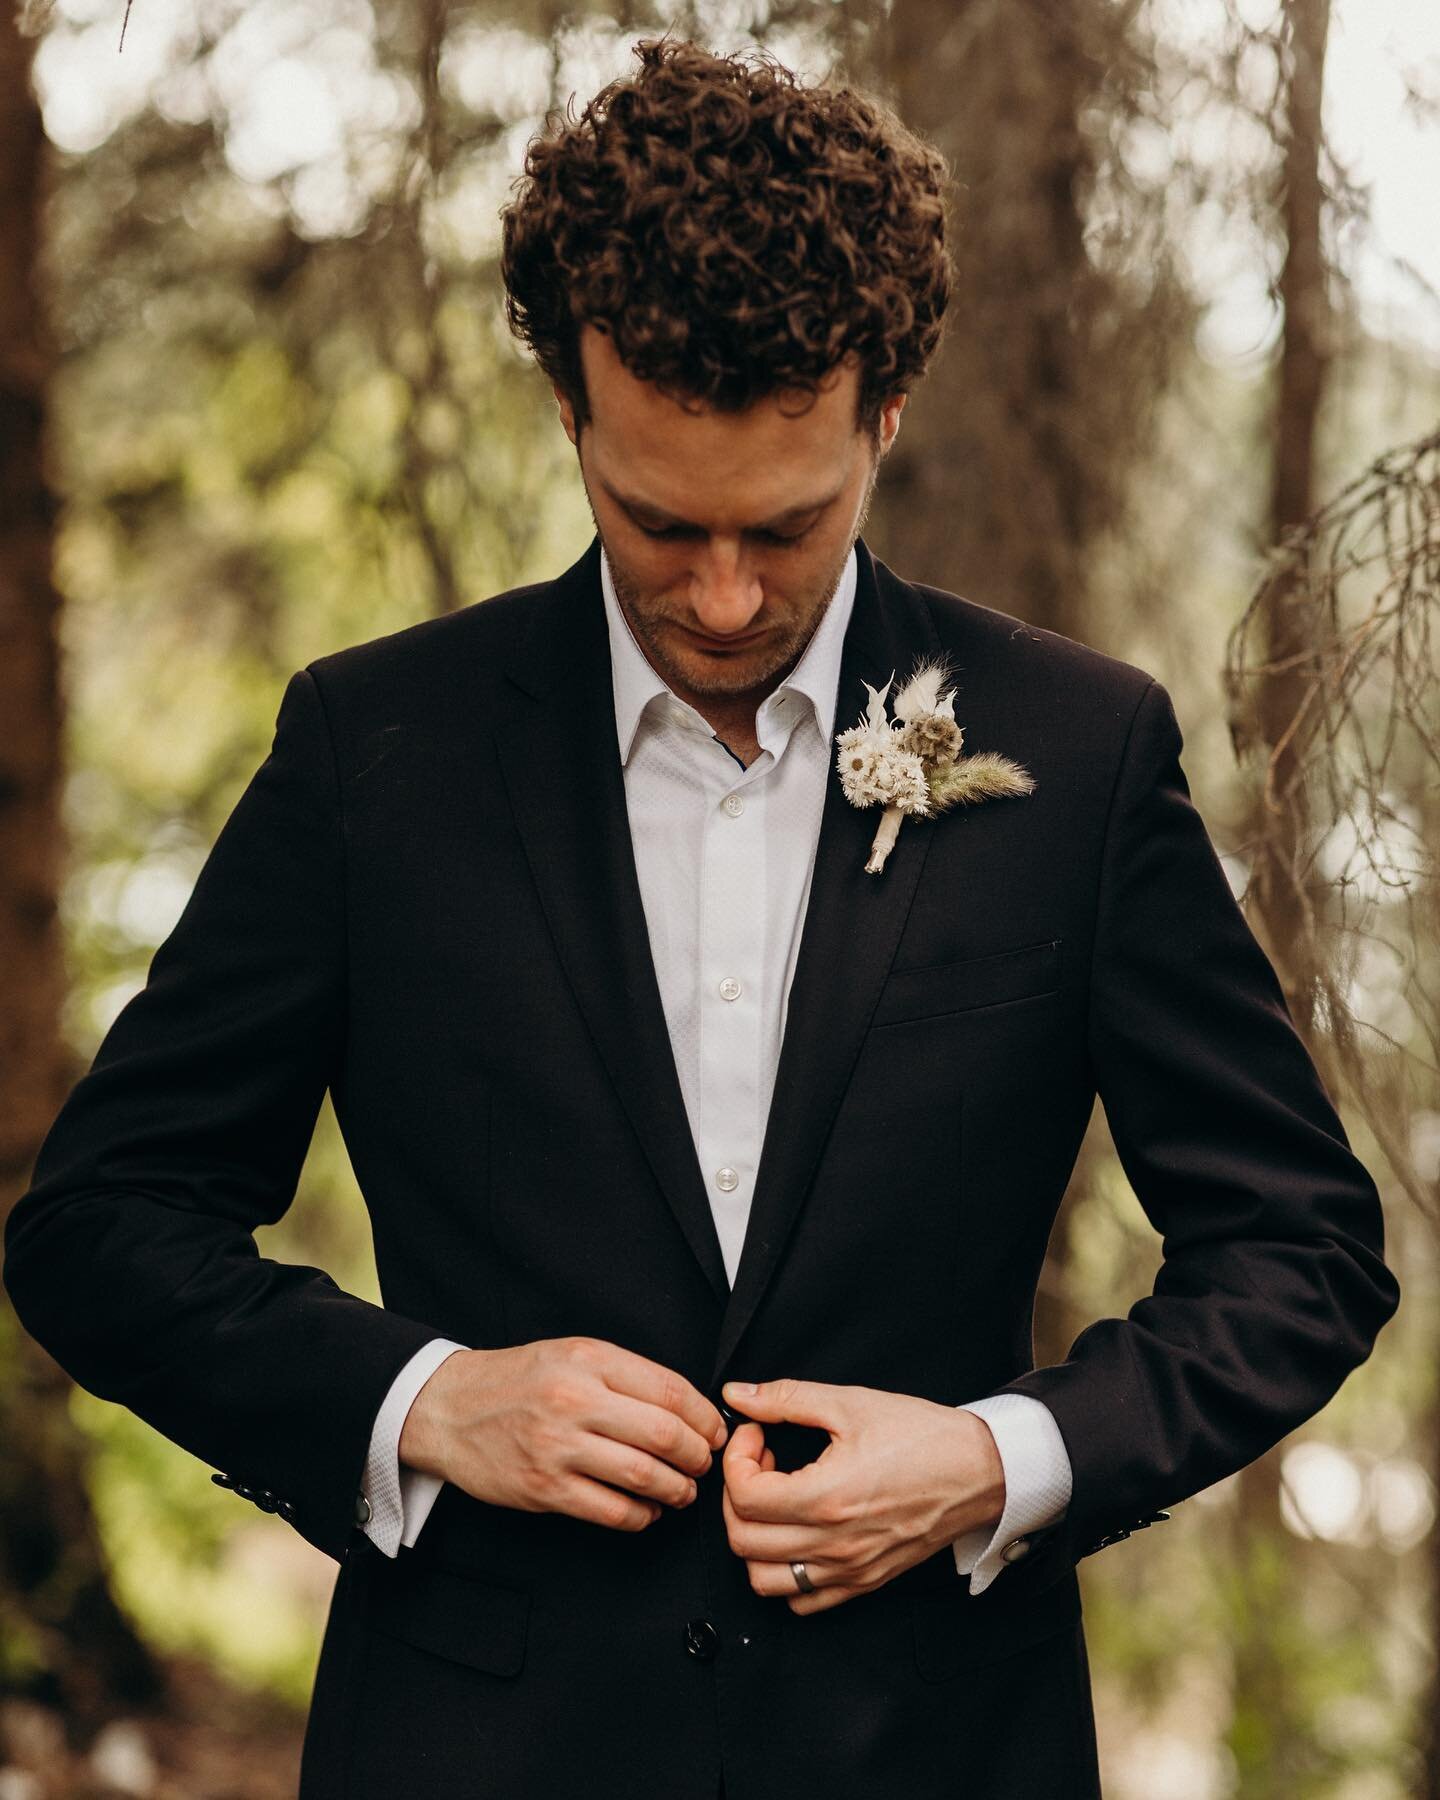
[684,1617,721,1660]
[354,1493,372,1526]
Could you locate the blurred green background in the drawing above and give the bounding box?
[1,0,1437,1794]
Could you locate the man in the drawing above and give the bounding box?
[4,37,1397,1800]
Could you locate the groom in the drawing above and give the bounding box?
[5,36,1396,1800]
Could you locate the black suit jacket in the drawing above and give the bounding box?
[4,536,1398,1799]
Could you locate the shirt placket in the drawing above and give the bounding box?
[696,748,769,1289]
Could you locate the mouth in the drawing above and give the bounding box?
[681,626,769,653]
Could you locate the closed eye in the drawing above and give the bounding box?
[637,522,813,547]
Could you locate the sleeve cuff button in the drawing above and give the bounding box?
[1001,1538,1031,1565]
[354,1494,372,1525]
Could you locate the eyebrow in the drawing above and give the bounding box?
[599,477,847,531]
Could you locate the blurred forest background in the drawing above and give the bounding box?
[1,0,1437,1793]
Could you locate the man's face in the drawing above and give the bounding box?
[555,326,904,715]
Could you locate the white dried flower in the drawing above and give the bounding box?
[893,660,957,724]
[859,675,897,735]
[836,731,884,802]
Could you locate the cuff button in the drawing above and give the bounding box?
[354,1494,372,1526]
[1000,1539,1031,1565]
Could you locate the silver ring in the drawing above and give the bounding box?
[790,1560,815,1594]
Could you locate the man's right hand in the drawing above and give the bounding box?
[397,1337,729,1532]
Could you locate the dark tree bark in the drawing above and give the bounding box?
[1248,0,1334,1034]
[857,0,1150,648]
[1229,4,1334,1791]
[0,1,162,1735]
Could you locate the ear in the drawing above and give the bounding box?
[554,383,579,448]
[878,391,907,457]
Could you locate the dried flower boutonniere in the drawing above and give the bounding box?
[835,660,1036,874]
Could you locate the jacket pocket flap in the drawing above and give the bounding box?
[367,1561,529,1678]
[875,939,1063,1027]
[912,1565,1081,1682]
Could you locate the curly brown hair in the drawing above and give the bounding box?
[499,37,952,439]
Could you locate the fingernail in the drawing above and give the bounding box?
[712,1424,728,1448]
[726,1381,757,1396]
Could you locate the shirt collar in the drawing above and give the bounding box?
[599,541,858,766]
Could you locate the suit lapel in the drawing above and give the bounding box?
[492,538,730,1301]
[709,541,942,1384]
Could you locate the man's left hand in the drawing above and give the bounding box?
[720,1378,1005,1614]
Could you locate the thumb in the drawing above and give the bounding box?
[723,1377,844,1434]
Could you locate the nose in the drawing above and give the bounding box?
[689,540,764,638]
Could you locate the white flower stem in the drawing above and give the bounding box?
[865,805,905,874]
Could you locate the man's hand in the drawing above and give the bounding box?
[398,1337,729,1532]
[720,1378,1005,1614]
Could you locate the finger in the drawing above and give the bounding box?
[722,1420,767,1476]
[723,1447,826,1524]
[742,1556,847,1600]
[578,1433,699,1510]
[555,1475,663,1534]
[722,1377,850,1434]
[587,1391,716,1479]
[596,1343,728,1449]
[789,1583,864,1615]
[721,1479,828,1564]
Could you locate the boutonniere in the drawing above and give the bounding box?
[835,659,1036,874]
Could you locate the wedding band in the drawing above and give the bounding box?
[790,1560,815,1594]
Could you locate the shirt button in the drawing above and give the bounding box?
[1001,1538,1030,1565]
[714,1167,739,1192]
[722,793,744,816]
[684,1617,721,1660]
[718,976,742,1001]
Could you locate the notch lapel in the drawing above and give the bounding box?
[491,539,730,1301]
[709,542,943,1385]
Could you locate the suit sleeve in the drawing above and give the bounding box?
[999,677,1399,1558]
[2,668,444,1565]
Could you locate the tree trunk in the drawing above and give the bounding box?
[1248,0,1334,1037]
[0,1,162,1735]
[1228,3,1333,1791]
[859,0,1123,647]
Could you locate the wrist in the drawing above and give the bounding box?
[398,1346,476,1480]
[949,1408,1006,1537]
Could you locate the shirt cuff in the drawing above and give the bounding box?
[359,1337,469,1558]
[951,1394,1073,1596]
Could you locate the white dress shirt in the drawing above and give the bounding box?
[359,542,1073,1593]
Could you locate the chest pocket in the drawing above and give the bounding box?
[873,939,1063,1028]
